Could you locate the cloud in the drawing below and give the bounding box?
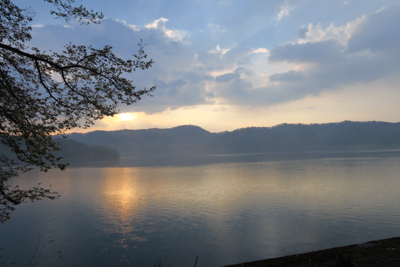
[208,23,227,33]
[115,19,139,31]
[277,1,296,23]
[250,48,269,54]
[269,70,304,82]
[26,3,400,118]
[199,5,400,110]
[215,72,238,83]
[209,45,232,57]
[346,5,400,53]
[154,78,187,97]
[206,67,257,105]
[28,17,210,114]
[145,17,188,42]
[269,40,345,64]
[261,5,400,107]
[297,27,308,39]
[215,67,252,83]
[296,20,362,45]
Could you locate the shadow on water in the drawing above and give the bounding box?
[60,158,120,168]
[66,149,400,168]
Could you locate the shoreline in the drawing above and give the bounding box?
[224,236,400,267]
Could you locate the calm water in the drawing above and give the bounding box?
[1,152,400,267]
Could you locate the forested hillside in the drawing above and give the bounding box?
[66,121,400,157]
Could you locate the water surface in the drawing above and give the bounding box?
[1,152,400,267]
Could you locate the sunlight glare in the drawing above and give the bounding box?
[117,112,138,122]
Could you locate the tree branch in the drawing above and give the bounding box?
[0,43,62,69]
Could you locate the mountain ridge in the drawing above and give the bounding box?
[66,121,400,157]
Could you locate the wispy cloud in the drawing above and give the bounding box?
[208,45,236,58]
[296,17,364,45]
[208,23,227,33]
[250,48,269,54]
[115,19,139,31]
[277,1,296,23]
[145,17,188,42]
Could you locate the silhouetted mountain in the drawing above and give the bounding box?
[66,121,400,157]
[208,121,400,154]
[54,138,120,161]
[0,139,120,163]
[67,125,213,157]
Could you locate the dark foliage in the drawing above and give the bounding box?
[0,0,155,222]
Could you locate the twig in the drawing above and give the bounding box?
[27,229,41,267]
[193,256,198,267]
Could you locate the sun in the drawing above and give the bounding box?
[117,112,138,122]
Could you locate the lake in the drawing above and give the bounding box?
[1,151,400,267]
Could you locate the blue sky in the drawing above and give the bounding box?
[14,0,400,132]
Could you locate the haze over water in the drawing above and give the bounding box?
[1,152,400,267]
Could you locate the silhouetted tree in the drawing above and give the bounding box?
[0,0,156,222]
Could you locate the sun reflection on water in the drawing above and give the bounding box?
[101,168,147,248]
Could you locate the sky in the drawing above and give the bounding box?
[14,0,400,133]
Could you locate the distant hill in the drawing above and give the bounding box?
[207,121,400,154]
[0,138,120,163]
[53,138,120,161]
[66,121,400,157]
[67,125,213,157]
